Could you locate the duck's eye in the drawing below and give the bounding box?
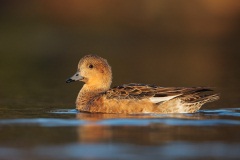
[89,64,93,69]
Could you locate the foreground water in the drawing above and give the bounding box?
[0,108,239,160]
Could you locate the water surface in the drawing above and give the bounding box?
[0,108,239,160]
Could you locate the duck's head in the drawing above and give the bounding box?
[66,55,112,90]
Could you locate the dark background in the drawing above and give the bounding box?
[0,0,239,109]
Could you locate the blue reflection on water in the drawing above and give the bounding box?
[0,108,239,127]
[0,108,239,160]
[1,143,240,160]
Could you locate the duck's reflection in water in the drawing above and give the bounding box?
[75,112,240,145]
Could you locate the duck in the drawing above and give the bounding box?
[66,55,219,114]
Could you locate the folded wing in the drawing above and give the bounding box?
[105,83,213,103]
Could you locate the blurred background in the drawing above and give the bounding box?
[0,0,239,109]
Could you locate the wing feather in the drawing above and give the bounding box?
[105,83,212,103]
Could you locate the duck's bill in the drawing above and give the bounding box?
[66,71,83,83]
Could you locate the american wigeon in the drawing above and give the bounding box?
[66,55,219,114]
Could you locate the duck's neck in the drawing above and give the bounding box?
[76,84,110,111]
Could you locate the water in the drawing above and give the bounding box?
[0,108,239,160]
[1,1,240,160]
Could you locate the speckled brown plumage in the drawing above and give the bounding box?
[105,83,213,99]
[66,55,219,114]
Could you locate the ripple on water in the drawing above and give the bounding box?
[0,108,239,127]
[0,142,240,160]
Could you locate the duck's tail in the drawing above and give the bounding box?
[201,93,220,103]
[179,93,220,113]
[184,93,220,103]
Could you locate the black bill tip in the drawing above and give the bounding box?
[66,78,75,83]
